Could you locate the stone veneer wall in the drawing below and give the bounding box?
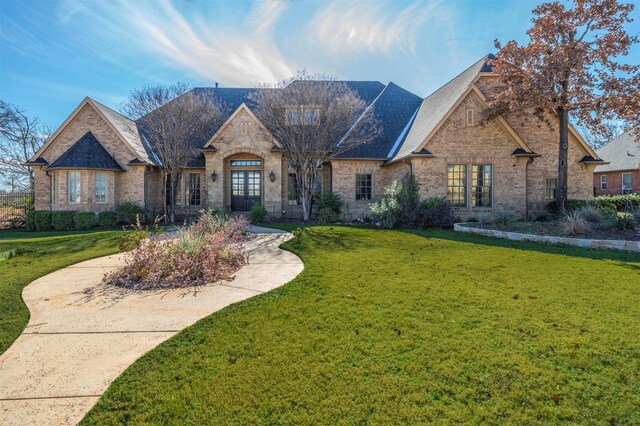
[203,108,283,215]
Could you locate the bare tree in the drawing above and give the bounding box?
[0,101,50,191]
[250,72,380,221]
[121,83,224,223]
[579,119,629,150]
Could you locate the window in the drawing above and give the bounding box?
[288,173,300,205]
[447,164,467,207]
[600,175,607,190]
[622,173,632,195]
[355,174,372,201]
[186,173,201,206]
[230,160,262,167]
[545,178,557,200]
[285,107,320,125]
[95,173,107,203]
[68,172,81,203]
[241,122,248,135]
[472,164,492,207]
[466,109,475,126]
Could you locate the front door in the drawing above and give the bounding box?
[231,170,261,211]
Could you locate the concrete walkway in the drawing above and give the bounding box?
[0,227,303,425]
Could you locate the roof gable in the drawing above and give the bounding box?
[202,103,281,149]
[47,132,124,171]
[595,127,640,172]
[31,98,152,165]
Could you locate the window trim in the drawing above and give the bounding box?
[94,172,107,204]
[186,172,201,206]
[68,171,81,204]
[622,173,632,195]
[355,173,372,201]
[466,109,475,126]
[447,164,468,208]
[230,160,262,167]
[471,163,493,208]
[545,177,557,200]
[600,175,607,190]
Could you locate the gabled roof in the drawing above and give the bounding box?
[47,132,124,171]
[202,103,282,149]
[31,97,153,165]
[336,82,423,159]
[595,127,640,173]
[391,57,489,162]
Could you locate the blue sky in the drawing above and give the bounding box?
[1,0,638,129]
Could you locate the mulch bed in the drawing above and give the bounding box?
[465,221,640,241]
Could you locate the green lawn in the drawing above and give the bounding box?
[0,229,123,354]
[82,226,640,424]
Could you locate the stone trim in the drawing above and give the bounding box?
[454,223,640,253]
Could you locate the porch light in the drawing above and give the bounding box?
[211,171,217,182]
[269,171,276,182]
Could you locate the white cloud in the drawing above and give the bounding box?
[54,0,294,85]
[310,0,453,54]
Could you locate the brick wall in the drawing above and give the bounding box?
[34,103,145,211]
[594,170,640,196]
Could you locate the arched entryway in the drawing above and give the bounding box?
[225,152,264,212]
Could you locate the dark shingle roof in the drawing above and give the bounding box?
[48,132,124,171]
[336,82,423,159]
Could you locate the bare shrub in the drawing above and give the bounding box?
[104,212,248,290]
[560,211,592,236]
[577,205,605,223]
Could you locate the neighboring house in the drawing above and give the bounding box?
[27,55,604,220]
[593,127,640,196]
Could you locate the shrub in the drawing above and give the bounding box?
[250,202,267,223]
[26,210,36,230]
[52,211,76,230]
[547,199,589,215]
[370,174,419,228]
[592,198,618,217]
[316,192,343,215]
[595,194,640,211]
[318,207,340,224]
[119,215,164,252]
[98,211,118,228]
[104,213,248,290]
[559,211,592,236]
[419,198,455,228]
[576,205,605,223]
[614,212,636,230]
[74,212,96,229]
[33,210,52,231]
[116,202,145,225]
[494,210,517,224]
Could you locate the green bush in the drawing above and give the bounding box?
[614,212,636,230]
[33,210,52,231]
[116,202,145,225]
[316,192,343,215]
[419,197,455,228]
[318,207,340,224]
[74,212,96,229]
[547,199,589,215]
[591,198,618,217]
[371,174,419,228]
[25,211,37,230]
[594,194,640,212]
[98,211,118,228]
[494,210,517,224]
[250,202,267,223]
[52,211,75,231]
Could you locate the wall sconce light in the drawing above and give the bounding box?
[269,171,276,182]
[211,171,217,182]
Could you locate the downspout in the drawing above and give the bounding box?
[525,157,534,220]
[45,169,52,211]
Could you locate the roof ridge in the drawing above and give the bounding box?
[422,55,487,102]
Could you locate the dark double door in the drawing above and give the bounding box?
[231,170,261,211]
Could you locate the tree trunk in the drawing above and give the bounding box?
[162,171,168,223]
[556,107,569,214]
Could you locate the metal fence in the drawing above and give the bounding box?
[0,191,34,229]
[264,204,308,221]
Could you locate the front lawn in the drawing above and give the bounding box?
[0,230,123,354]
[83,226,640,424]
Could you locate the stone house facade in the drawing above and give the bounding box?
[593,127,640,196]
[28,56,605,220]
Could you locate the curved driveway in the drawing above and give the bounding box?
[0,227,302,425]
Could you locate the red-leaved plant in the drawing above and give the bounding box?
[104,210,248,290]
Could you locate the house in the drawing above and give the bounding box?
[593,127,640,196]
[27,55,605,220]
